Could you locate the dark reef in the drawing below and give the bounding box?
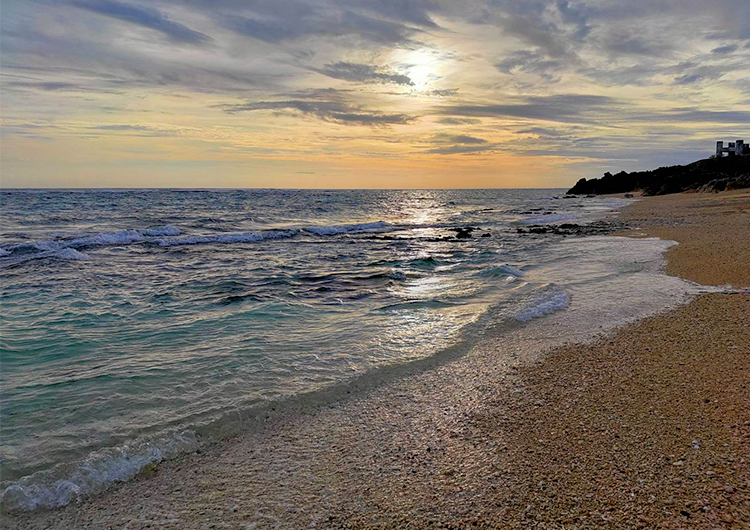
[568,156,750,196]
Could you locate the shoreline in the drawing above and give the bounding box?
[4,191,749,529]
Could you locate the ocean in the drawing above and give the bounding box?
[0,189,694,510]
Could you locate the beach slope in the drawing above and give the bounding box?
[4,192,749,529]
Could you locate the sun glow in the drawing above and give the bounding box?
[400,48,442,90]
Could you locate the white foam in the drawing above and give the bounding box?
[515,288,571,322]
[141,225,180,237]
[1,431,199,511]
[68,230,145,248]
[53,249,89,261]
[488,264,524,277]
[12,226,181,253]
[3,221,390,257]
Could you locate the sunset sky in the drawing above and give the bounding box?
[2,0,749,188]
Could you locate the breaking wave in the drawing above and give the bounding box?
[1,431,199,511]
[514,287,571,322]
[0,221,393,259]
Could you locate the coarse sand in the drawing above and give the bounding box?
[4,191,749,529]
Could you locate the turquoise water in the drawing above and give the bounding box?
[0,189,629,509]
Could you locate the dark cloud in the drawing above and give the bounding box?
[673,74,704,85]
[655,109,750,123]
[3,80,117,93]
[603,33,664,56]
[712,44,738,54]
[425,88,459,97]
[312,62,413,85]
[496,50,563,81]
[85,124,179,136]
[498,16,573,59]
[177,0,441,30]
[424,144,496,155]
[432,133,487,144]
[438,94,618,124]
[577,63,661,86]
[423,131,492,155]
[436,117,481,125]
[669,61,730,86]
[482,0,582,60]
[90,124,154,130]
[224,9,423,45]
[0,23,268,95]
[72,0,212,45]
[334,0,440,29]
[216,99,415,125]
[555,0,592,39]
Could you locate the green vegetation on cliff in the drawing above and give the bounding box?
[568,156,750,196]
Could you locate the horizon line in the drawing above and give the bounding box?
[0,186,570,191]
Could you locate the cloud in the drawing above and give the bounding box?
[432,133,487,144]
[2,80,118,93]
[436,117,481,125]
[3,0,750,181]
[482,0,580,60]
[712,44,738,54]
[422,131,492,154]
[555,0,592,39]
[424,88,459,97]
[655,109,750,123]
[0,23,268,95]
[517,126,579,138]
[496,50,563,81]
[312,62,413,85]
[224,8,424,45]
[602,33,664,57]
[216,99,415,125]
[438,94,618,124]
[86,124,180,136]
[72,0,212,45]
[334,0,440,29]
[424,144,497,155]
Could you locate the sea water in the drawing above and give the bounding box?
[0,189,676,509]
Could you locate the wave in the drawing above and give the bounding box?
[518,213,580,225]
[1,431,199,511]
[0,221,392,257]
[480,264,524,278]
[156,222,391,246]
[156,230,294,247]
[50,248,90,261]
[303,221,390,236]
[140,226,181,237]
[514,287,570,322]
[0,226,180,260]
[376,299,459,311]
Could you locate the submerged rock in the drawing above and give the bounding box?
[516,221,624,236]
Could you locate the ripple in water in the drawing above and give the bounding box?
[1,189,638,510]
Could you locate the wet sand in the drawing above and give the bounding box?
[4,191,749,529]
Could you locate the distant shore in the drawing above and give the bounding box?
[4,191,749,530]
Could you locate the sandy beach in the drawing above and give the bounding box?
[4,191,749,530]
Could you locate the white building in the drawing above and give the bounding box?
[716,139,750,157]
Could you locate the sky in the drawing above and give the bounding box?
[1,0,749,189]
